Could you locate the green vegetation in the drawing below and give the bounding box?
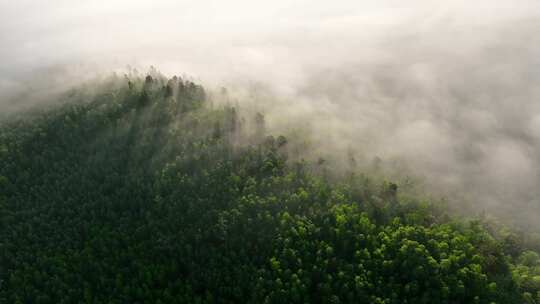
[0,73,538,303]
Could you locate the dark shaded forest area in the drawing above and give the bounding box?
[1,74,539,303]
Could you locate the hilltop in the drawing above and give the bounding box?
[1,73,539,303]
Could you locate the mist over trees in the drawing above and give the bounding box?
[2,1,540,234]
[1,74,539,303]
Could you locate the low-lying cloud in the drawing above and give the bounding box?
[1,0,540,229]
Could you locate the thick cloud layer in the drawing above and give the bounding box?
[1,0,540,229]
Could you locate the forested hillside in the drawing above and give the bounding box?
[1,74,539,303]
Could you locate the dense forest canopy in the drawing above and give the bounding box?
[1,73,540,303]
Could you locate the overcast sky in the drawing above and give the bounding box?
[1,0,539,87]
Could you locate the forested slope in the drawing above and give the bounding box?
[1,74,539,303]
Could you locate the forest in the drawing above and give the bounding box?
[1,73,540,303]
